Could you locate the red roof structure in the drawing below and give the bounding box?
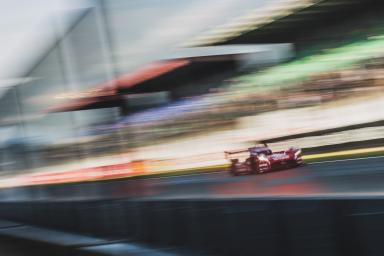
[46,59,190,113]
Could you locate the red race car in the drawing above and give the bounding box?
[225,143,304,176]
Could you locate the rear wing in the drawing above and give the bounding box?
[224,149,249,159]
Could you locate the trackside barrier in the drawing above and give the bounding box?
[1,198,384,255]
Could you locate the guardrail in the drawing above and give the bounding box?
[0,198,383,255]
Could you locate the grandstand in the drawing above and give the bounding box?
[98,0,384,149]
[230,33,384,92]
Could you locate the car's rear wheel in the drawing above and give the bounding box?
[229,165,239,176]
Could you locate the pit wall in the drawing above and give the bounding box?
[0,198,383,256]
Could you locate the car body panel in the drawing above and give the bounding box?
[225,145,303,175]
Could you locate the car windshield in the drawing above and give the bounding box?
[261,150,272,155]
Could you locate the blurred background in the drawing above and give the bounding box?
[0,0,384,254]
[0,0,382,185]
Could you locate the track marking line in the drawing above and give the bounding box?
[308,155,384,165]
[303,146,384,160]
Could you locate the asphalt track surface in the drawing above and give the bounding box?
[0,237,72,256]
[0,156,383,201]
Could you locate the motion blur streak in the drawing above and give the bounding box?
[0,156,382,201]
[0,0,384,255]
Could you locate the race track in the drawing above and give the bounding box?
[0,156,383,201]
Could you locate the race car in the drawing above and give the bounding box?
[225,144,304,176]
